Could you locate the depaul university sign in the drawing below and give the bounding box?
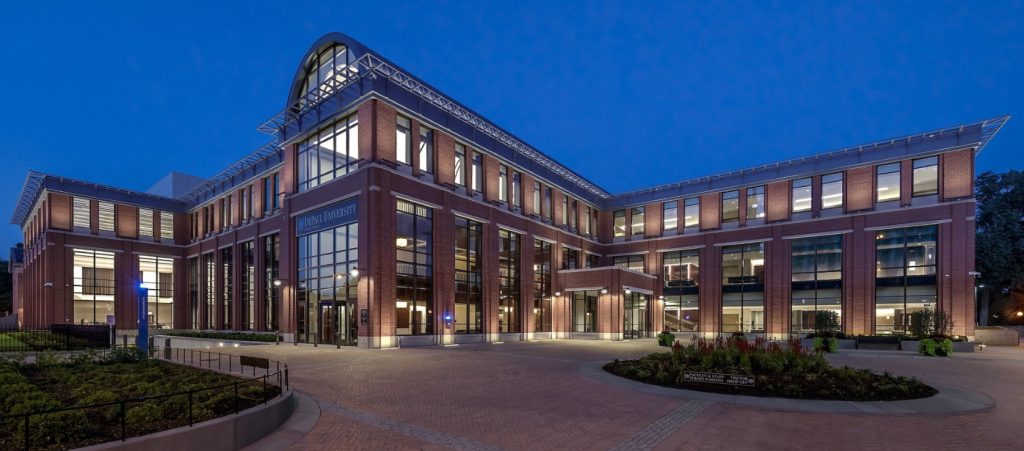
[296,198,358,235]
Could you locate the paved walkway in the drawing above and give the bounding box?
[231,340,1024,450]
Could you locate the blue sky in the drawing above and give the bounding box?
[1,1,1021,249]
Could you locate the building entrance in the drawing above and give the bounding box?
[319,301,357,346]
[624,292,650,339]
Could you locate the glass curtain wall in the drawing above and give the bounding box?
[790,235,842,334]
[203,253,215,329]
[875,226,937,334]
[240,242,255,330]
[396,200,433,336]
[138,255,174,329]
[663,250,699,332]
[498,230,521,333]
[73,249,115,325]
[623,292,649,338]
[297,114,358,191]
[296,222,359,344]
[721,243,765,333]
[454,216,483,334]
[188,257,199,329]
[612,254,645,272]
[571,291,599,333]
[264,234,280,331]
[533,240,552,332]
[221,247,233,330]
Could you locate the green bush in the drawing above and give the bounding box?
[163,331,278,342]
[812,337,839,353]
[918,338,953,357]
[656,331,675,347]
[813,311,841,337]
[918,339,938,356]
[604,336,936,401]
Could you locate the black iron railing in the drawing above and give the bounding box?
[0,325,112,352]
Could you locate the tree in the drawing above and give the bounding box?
[0,260,10,315]
[975,170,1024,324]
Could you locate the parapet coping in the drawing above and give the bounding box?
[579,360,994,415]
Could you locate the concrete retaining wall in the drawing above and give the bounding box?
[81,391,295,451]
[975,327,1020,346]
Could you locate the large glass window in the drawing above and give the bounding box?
[498,165,508,202]
[533,240,552,332]
[203,253,215,329]
[139,208,154,238]
[221,247,233,330]
[791,235,842,334]
[631,207,645,236]
[454,144,466,186]
[722,190,739,223]
[298,114,359,192]
[876,163,901,202]
[663,249,700,332]
[73,249,115,325]
[683,197,699,228]
[396,115,412,165]
[791,178,812,213]
[721,242,765,333]
[624,292,649,339]
[562,246,580,270]
[472,153,483,193]
[139,255,174,329]
[512,172,521,208]
[613,254,645,272]
[240,241,255,330]
[263,234,280,331]
[571,291,599,333]
[613,210,626,237]
[585,253,600,268]
[746,186,765,220]
[663,201,678,232]
[454,216,483,334]
[73,198,90,229]
[98,202,114,232]
[875,226,937,334]
[912,157,938,197]
[543,187,552,221]
[396,200,433,336]
[498,230,520,333]
[569,198,578,229]
[418,126,433,173]
[532,182,541,214]
[188,257,198,329]
[298,44,355,100]
[297,222,359,343]
[821,172,843,209]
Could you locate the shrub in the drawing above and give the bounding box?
[918,337,954,357]
[918,339,937,356]
[813,337,839,353]
[813,311,841,337]
[163,331,278,342]
[656,331,675,347]
[909,309,957,339]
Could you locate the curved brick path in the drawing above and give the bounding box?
[226,340,1024,450]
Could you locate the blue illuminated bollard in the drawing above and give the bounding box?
[137,285,149,354]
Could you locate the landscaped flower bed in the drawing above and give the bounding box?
[604,336,937,401]
[0,349,280,450]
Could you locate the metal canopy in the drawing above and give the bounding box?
[178,138,283,206]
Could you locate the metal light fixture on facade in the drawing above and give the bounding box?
[349,268,361,278]
[396,237,409,248]
[272,279,283,287]
[600,288,608,294]
[624,288,632,295]
[554,291,561,296]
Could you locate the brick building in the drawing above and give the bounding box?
[9,33,1008,345]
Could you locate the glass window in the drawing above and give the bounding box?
[73,197,90,229]
[73,249,115,325]
[221,246,233,330]
[792,178,812,213]
[543,187,552,221]
[454,144,466,186]
[585,253,600,268]
[561,195,568,225]
[683,197,699,228]
[612,254,645,272]
[664,295,698,332]
[203,253,215,329]
[418,126,433,173]
[912,157,938,196]
[571,290,599,333]
[613,210,626,237]
[498,230,520,333]
[396,200,433,336]
[533,240,552,332]
[722,190,739,223]
[98,202,115,232]
[821,172,843,209]
[454,216,483,334]
[746,186,765,220]
[298,44,354,100]
[264,234,280,331]
[663,201,678,231]
[188,257,199,329]
[396,116,412,165]
[583,206,593,236]
[499,165,508,202]
[631,206,645,236]
[160,212,174,240]
[569,198,578,229]
[562,246,580,270]
[876,163,901,202]
[663,250,699,290]
[139,208,154,237]
[239,241,255,330]
[298,114,359,191]
[721,242,765,333]
[791,235,843,334]
[532,182,541,214]
[874,225,938,334]
[623,292,650,338]
[139,255,174,329]
[472,153,483,192]
[512,172,521,207]
[296,222,359,344]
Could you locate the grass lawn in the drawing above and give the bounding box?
[0,350,281,449]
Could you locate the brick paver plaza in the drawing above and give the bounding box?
[236,340,1023,450]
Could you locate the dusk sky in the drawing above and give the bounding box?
[1,1,1021,249]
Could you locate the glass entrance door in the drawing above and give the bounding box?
[319,301,357,346]
[624,293,649,339]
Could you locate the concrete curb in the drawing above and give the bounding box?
[242,391,321,451]
[580,361,994,415]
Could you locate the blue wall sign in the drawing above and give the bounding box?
[296,198,358,235]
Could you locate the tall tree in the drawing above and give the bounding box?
[975,170,1024,324]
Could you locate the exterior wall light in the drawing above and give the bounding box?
[600,288,608,294]
[624,288,632,295]
[272,279,283,287]
[349,268,362,278]
[554,291,561,296]
[1017,311,1023,317]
